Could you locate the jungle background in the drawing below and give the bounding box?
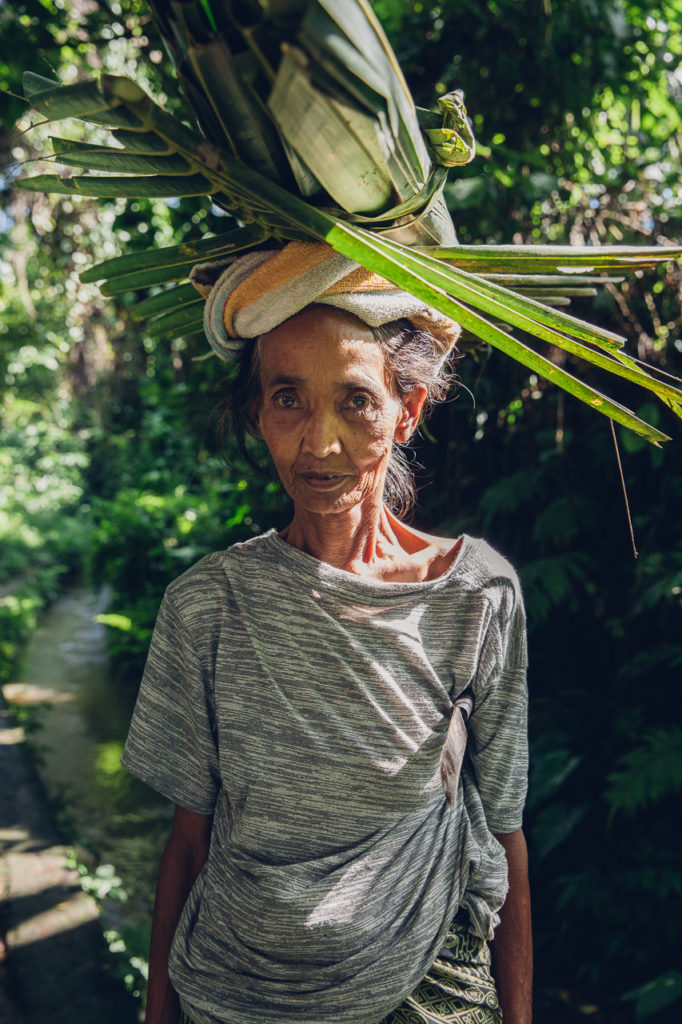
[1,1,681,1021]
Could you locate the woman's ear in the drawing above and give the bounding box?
[394,384,428,443]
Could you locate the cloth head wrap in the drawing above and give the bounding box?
[189,240,460,362]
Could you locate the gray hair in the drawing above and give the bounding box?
[216,316,456,518]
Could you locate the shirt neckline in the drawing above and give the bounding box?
[257,528,473,598]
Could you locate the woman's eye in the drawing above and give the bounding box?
[274,392,299,409]
[347,393,371,411]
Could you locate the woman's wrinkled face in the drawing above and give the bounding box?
[255,306,421,516]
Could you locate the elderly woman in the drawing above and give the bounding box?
[122,242,532,1024]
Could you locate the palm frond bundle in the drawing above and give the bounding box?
[17,0,682,445]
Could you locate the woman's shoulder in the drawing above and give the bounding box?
[459,535,521,586]
[164,530,277,607]
[429,534,524,619]
[397,518,520,591]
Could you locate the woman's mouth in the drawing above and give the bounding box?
[298,471,349,490]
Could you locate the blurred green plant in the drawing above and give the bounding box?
[606,727,682,819]
[623,971,682,1022]
[0,569,68,681]
[87,472,285,680]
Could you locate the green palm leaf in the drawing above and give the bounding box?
[50,138,192,175]
[146,303,205,338]
[17,0,682,447]
[79,226,269,282]
[22,172,213,198]
[423,245,679,273]
[131,283,201,320]
[146,0,460,244]
[322,222,682,435]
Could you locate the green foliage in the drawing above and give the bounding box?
[87,462,285,680]
[623,971,682,1022]
[520,554,594,624]
[606,727,682,818]
[103,925,150,1000]
[2,1,682,1019]
[0,394,91,580]
[0,568,69,681]
[66,848,150,1000]
[78,861,128,903]
[14,5,682,437]
[376,0,682,245]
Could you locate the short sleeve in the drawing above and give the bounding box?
[467,582,529,833]
[121,589,219,814]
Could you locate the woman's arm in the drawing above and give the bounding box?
[145,805,214,1024]
[491,828,533,1024]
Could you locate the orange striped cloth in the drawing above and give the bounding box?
[189,241,460,362]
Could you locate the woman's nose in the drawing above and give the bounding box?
[301,407,343,457]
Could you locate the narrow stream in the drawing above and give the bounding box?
[3,585,172,946]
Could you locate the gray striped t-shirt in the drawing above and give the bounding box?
[122,530,528,1024]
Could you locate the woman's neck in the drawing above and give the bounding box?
[280,502,461,582]
[281,500,387,574]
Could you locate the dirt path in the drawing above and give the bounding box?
[0,694,139,1024]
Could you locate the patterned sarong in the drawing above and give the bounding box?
[381,912,501,1024]
[180,911,501,1024]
